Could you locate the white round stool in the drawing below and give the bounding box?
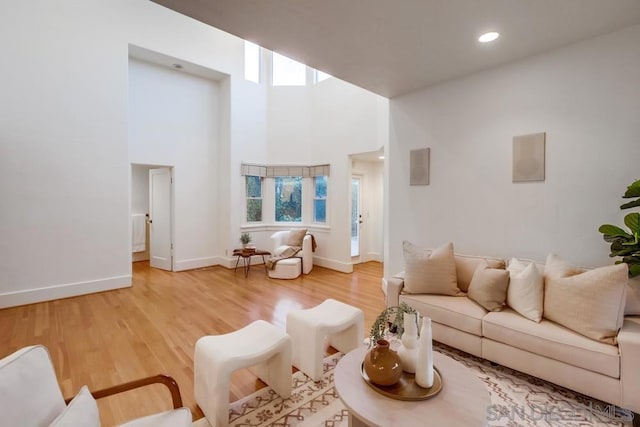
[194,320,292,427]
[286,299,364,381]
[268,257,302,279]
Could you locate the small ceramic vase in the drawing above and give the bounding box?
[415,316,434,388]
[397,312,418,373]
[363,339,403,386]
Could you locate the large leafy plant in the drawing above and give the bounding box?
[599,179,640,277]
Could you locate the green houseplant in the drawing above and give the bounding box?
[240,232,252,247]
[599,179,640,277]
[369,302,419,345]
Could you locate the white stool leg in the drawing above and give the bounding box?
[195,340,232,427]
[254,336,293,398]
[328,311,364,353]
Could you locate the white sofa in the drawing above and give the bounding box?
[384,252,640,414]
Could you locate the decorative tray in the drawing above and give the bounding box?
[360,363,442,401]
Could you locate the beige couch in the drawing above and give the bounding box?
[383,252,640,414]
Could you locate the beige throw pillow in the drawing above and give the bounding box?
[455,255,506,292]
[467,264,510,311]
[50,385,100,427]
[403,241,463,296]
[544,253,582,279]
[287,229,307,247]
[507,258,544,322]
[544,263,628,345]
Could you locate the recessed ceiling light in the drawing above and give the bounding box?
[478,32,500,43]
[378,156,385,160]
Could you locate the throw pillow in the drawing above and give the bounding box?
[455,254,506,292]
[467,263,510,311]
[287,229,307,247]
[507,258,544,322]
[544,263,628,345]
[50,385,100,427]
[402,241,463,296]
[543,253,583,279]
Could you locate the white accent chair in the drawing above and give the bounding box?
[0,345,191,426]
[194,320,292,427]
[270,230,314,275]
[286,299,364,381]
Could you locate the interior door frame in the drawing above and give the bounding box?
[351,174,363,263]
[130,163,175,271]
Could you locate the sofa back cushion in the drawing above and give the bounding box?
[544,263,628,345]
[455,254,506,292]
[403,241,463,296]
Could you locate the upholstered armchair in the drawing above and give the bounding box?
[270,230,314,274]
[0,345,191,426]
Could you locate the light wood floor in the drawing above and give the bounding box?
[0,261,385,425]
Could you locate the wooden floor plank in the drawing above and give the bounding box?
[0,261,385,425]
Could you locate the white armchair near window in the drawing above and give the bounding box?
[0,345,191,427]
[270,230,314,274]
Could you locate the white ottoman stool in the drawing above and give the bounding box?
[268,257,302,279]
[194,320,292,427]
[286,299,364,381]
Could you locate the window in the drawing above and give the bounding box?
[246,175,263,222]
[314,69,332,83]
[313,176,327,223]
[275,176,302,222]
[272,52,306,86]
[244,41,260,83]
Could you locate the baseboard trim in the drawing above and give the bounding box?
[0,275,131,309]
[314,256,353,273]
[173,256,220,272]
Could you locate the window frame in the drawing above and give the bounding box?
[313,176,328,223]
[245,175,263,223]
[274,176,303,223]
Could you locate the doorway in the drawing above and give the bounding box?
[351,176,362,259]
[131,164,174,271]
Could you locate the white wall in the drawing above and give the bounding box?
[386,24,640,277]
[128,59,222,271]
[0,0,251,307]
[352,160,384,262]
[0,0,387,307]
[238,78,389,272]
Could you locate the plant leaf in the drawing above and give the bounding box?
[623,179,640,198]
[621,199,640,210]
[624,212,640,234]
[599,224,631,237]
[630,264,640,278]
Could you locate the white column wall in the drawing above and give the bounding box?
[386,24,640,277]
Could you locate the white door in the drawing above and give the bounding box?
[149,168,172,270]
[351,177,362,260]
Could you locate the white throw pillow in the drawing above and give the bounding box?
[50,385,100,427]
[402,241,463,296]
[507,258,544,322]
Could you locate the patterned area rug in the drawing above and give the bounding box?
[192,343,633,427]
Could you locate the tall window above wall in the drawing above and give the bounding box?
[246,175,263,222]
[244,41,261,83]
[272,52,306,86]
[275,176,302,222]
[314,176,327,223]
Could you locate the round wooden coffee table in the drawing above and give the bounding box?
[334,346,490,426]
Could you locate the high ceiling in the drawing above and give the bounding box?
[151,0,640,98]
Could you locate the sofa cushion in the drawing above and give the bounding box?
[543,253,583,279]
[455,254,505,292]
[483,309,620,378]
[544,263,628,345]
[507,258,544,322]
[402,241,463,296]
[467,264,509,311]
[399,294,486,336]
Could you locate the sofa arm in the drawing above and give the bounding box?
[385,272,405,307]
[618,316,640,413]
